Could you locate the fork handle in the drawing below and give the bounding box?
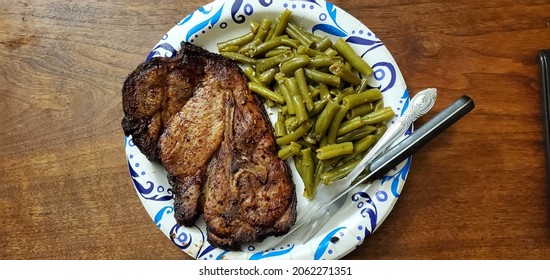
[368,95,475,178]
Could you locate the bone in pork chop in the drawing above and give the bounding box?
[121,42,296,249]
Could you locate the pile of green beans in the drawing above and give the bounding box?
[217,10,395,199]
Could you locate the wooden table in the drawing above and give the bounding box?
[1,0,549,260]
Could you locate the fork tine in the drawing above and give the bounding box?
[300,208,332,244]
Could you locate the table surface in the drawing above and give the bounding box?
[1,0,550,260]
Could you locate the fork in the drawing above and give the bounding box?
[292,94,475,244]
[281,88,438,243]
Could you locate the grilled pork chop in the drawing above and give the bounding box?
[122,42,296,249]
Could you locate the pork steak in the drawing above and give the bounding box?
[121,42,296,250]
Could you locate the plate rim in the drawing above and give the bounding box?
[126,0,411,260]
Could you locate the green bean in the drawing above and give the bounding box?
[238,38,261,57]
[276,120,313,146]
[337,116,364,136]
[374,99,385,111]
[307,32,324,44]
[294,68,314,111]
[301,148,315,199]
[256,51,293,73]
[258,67,279,85]
[220,52,257,65]
[281,37,300,49]
[284,116,299,132]
[313,159,325,190]
[308,86,320,99]
[278,141,301,160]
[294,152,303,178]
[285,77,308,123]
[342,89,383,109]
[280,55,310,75]
[250,21,260,34]
[317,84,331,100]
[319,134,328,148]
[333,87,356,103]
[274,111,287,137]
[316,142,353,160]
[324,47,338,57]
[298,47,326,57]
[243,65,261,84]
[217,32,255,51]
[292,94,309,124]
[327,105,349,145]
[356,78,369,93]
[320,158,361,184]
[333,38,374,77]
[307,98,328,118]
[361,106,395,125]
[254,18,272,42]
[270,9,292,39]
[312,100,340,140]
[264,99,276,107]
[286,22,314,48]
[329,61,362,85]
[315,36,333,52]
[264,46,291,57]
[253,37,283,56]
[309,55,335,68]
[277,81,295,115]
[353,135,377,155]
[304,68,340,88]
[218,45,239,52]
[249,82,285,104]
[284,76,299,96]
[347,103,375,119]
[336,125,377,143]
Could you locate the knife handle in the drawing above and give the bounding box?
[369,95,475,178]
[540,50,550,190]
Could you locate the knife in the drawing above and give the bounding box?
[539,50,550,201]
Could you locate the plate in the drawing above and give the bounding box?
[125,0,411,260]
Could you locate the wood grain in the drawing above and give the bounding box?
[0,0,549,260]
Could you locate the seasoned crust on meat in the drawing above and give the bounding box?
[121,42,296,249]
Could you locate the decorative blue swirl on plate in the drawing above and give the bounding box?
[314,226,345,260]
[185,4,225,41]
[231,0,272,24]
[146,42,177,61]
[170,223,193,250]
[154,206,173,228]
[197,245,217,260]
[371,61,396,93]
[249,245,295,260]
[347,35,384,56]
[381,157,412,198]
[128,161,173,201]
[312,2,347,37]
[290,0,322,6]
[351,192,377,237]
[258,0,273,6]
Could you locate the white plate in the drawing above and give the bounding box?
[125,0,411,260]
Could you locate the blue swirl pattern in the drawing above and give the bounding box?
[154,206,173,228]
[314,227,345,260]
[249,245,295,260]
[380,157,412,198]
[128,161,173,201]
[351,192,377,237]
